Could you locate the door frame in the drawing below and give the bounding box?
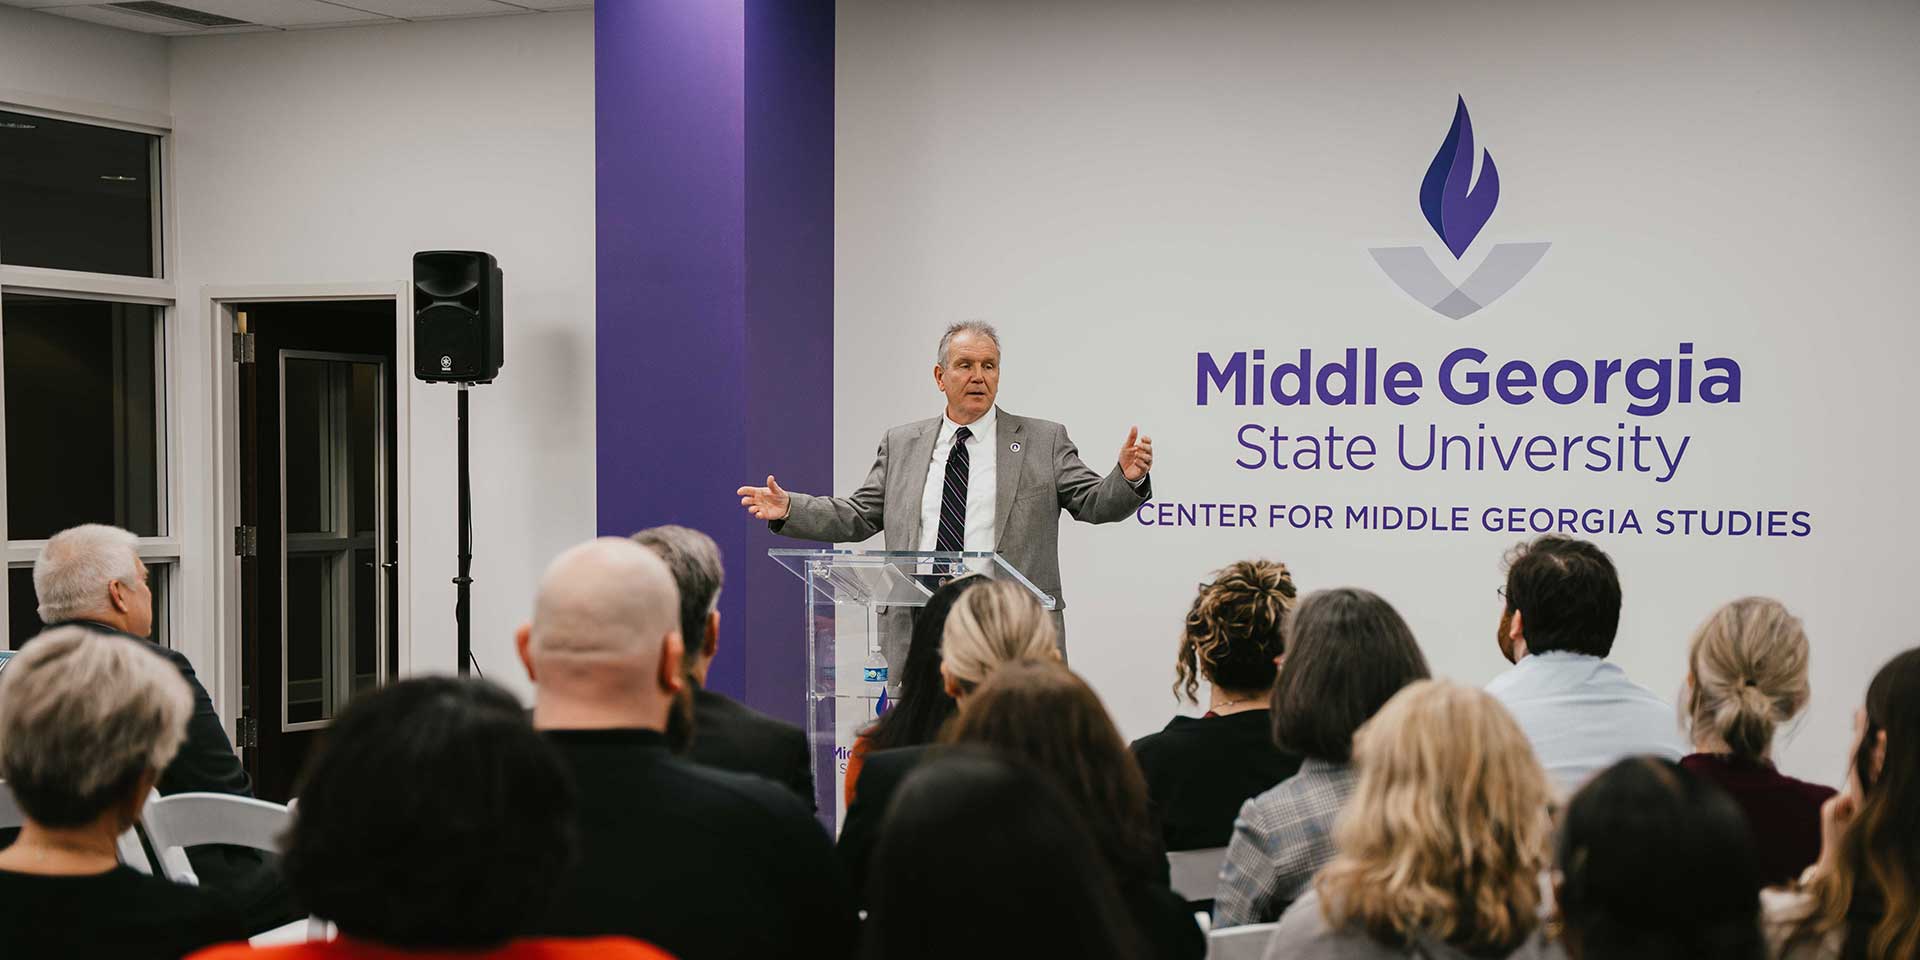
[203,282,413,747]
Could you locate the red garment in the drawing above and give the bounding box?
[190,935,675,960]
[843,735,874,806]
[1679,752,1836,888]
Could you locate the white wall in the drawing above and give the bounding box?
[837,0,1920,783]
[168,12,596,703]
[0,3,168,121]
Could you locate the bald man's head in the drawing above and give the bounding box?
[519,538,686,731]
[530,538,681,658]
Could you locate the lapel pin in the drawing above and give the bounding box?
[1009,441,1021,453]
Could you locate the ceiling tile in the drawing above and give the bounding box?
[0,1,128,9]
[175,0,387,26]
[324,0,518,17]
[42,4,200,32]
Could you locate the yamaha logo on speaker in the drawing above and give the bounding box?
[440,355,452,372]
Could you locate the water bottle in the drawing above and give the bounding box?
[862,647,889,721]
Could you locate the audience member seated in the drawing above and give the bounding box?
[1763,647,1919,960]
[633,524,814,807]
[1678,597,1834,887]
[865,748,1148,960]
[0,627,249,960]
[29,524,296,931]
[939,660,1202,959]
[837,576,1058,898]
[1131,559,1301,851]
[1555,757,1764,960]
[1214,587,1431,928]
[843,574,984,805]
[1264,680,1561,960]
[1486,535,1686,793]
[515,538,857,960]
[190,676,669,960]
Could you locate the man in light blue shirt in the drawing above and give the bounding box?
[1486,535,1686,794]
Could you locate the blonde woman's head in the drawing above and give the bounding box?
[0,626,192,829]
[1684,597,1810,761]
[940,578,1057,695]
[1316,680,1553,953]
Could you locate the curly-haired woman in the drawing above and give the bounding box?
[1130,559,1302,851]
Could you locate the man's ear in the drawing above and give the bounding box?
[515,625,537,683]
[107,578,131,615]
[658,631,687,695]
[704,610,721,660]
[1507,609,1529,659]
[933,363,947,392]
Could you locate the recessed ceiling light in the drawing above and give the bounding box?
[0,122,36,130]
[99,175,140,182]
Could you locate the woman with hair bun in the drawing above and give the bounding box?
[1677,597,1835,887]
[1131,559,1302,851]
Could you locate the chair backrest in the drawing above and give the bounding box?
[1,778,153,873]
[1208,922,1279,960]
[140,791,292,885]
[1168,846,1229,901]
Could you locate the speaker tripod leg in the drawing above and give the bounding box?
[455,383,473,675]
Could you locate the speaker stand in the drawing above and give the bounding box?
[456,382,474,676]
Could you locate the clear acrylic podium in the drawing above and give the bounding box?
[769,549,1056,827]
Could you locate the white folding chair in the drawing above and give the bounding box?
[1168,846,1229,902]
[141,791,331,942]
[138,791,292,886]
[1207,921,1278,960]
[1,778,152,874]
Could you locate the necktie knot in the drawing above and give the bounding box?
[955,425,973,443]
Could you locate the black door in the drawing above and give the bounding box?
[237,299,398,802]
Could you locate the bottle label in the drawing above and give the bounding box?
[863,664,888,684]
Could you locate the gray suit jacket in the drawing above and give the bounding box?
[771,410,1148,666]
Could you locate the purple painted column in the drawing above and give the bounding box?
[596,0,832,720]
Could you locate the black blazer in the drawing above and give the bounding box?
[536,728,858,960]
[687,688,815,810]
[833,745,930,905]
[1130,710,1302,851]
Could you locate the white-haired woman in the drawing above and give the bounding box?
[0,627,248,958]
[1263,680,1564,959]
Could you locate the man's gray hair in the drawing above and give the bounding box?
[34,524,140,625]
[936,321,1001,368]
[632,525,724,658]
[0,626,192,826]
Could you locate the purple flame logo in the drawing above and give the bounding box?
[1419,97,1500,259]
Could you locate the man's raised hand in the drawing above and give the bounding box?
[1118,426,1153,482]
[736,475,791,521]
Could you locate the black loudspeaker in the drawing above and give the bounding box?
[413,250,504,383]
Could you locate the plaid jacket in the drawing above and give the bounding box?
[1211,758,1358,928]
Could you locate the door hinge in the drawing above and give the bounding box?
[233,525,257,557]
[235,715,258,750]
[232,331,256,364]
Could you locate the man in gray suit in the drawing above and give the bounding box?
[736,321,1152,678]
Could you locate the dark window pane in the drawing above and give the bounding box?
[282,359,334,535]
[0,110,157,277]
[3,294,162,539]
[8,562,168,649]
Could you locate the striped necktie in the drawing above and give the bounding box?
[934,426,972,553]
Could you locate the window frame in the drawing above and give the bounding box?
[0,92,181,658]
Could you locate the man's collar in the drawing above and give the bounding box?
[942,405,997,435]
[43,619,147,643]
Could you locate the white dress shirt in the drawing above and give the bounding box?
[1485,650,1687,795]
[916,406,998,553]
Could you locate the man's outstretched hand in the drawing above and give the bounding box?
[737,475,792,521]
[1119,426,1153,482]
